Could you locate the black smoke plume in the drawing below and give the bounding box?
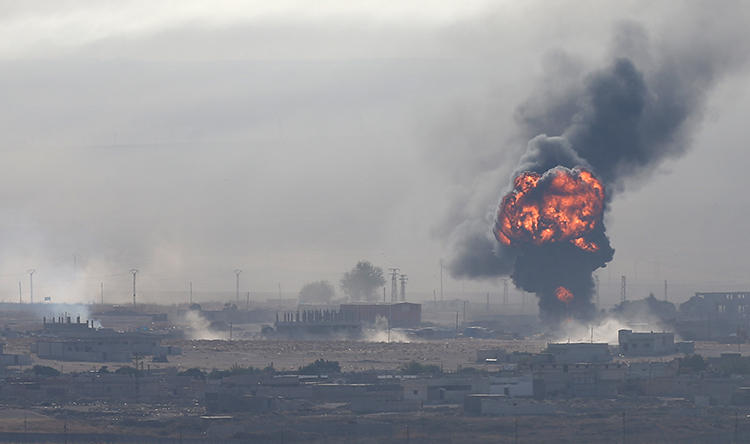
[448,20,746,322]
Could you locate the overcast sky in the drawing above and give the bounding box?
[0,0,748,306]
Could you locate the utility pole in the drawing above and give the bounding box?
[100,282,104,305]
[130,269,138,308]
[463,301,467,325]
[620,275,627,304]
[189,281,193,305]
[439,259,444,302]
[18,281,22,304]
[399,274,408,302]
[388,268,399,303]
[233,269,242,304]
[27,269,35,304]
[503,279,509,306]
[664,280,668,302]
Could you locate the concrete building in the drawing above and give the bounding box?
[681,292,750,319]
[270,302,421,338]
[677,292,750,341]
[271,309,362,339]
[31,317,180,362]
[618,329,693,356]
[488,373,534,397]
[0,343,31,368]
[531,362,627,398]
[339,302,421,328]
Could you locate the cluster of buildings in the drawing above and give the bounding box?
[677,291,750,341]
[7,343,750,425]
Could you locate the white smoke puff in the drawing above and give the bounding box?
[178,310,225,340]
[552,316,671,345]
[361,315,412,343]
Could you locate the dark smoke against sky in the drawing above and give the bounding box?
[445,5,750,307]
[0,1,748,305]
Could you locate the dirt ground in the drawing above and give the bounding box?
[2,336,547,373]
[6,334,750,374]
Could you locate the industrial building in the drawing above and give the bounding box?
[269,302,422,338]
[0,343,31,369]
[31,316,180,362]
[271,309,362,339]
[339,302,421,328]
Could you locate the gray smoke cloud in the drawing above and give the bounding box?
[447,15,750,320]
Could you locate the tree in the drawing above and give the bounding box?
[299,359,341,375]
[678,354,707,374]
[115,366,141,376]
[178,367,206,380]
[340,260,385,302]
[299,280,336,304]
[400,361,442,375]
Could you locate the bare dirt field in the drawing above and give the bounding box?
[3,336,548,373]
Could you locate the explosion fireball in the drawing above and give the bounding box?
[495,167,604,253]
[555,286,574,303]
[491,165,613,323]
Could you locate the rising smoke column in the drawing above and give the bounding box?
[446,18,748,323]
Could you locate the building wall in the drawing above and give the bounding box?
[339,303,421,328]
[32,333,166,362]
[488,374,533,397]
[618,330,676,356]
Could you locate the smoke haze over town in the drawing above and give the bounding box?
[0,0,748,309]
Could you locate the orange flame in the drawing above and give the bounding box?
[496,168,604,252]
[555,286,574,303]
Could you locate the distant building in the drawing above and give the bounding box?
[0,343,31,368]
[680,292,750,319]
[618,329,693,356]
[339,302,421,328]
[270,302,422,338]
[30,316,180,362]
[531,362,627,398]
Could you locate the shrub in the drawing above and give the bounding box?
[400,361,441,375]
[299,359,341,375]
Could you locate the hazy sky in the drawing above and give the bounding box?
[1,0,748,306]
